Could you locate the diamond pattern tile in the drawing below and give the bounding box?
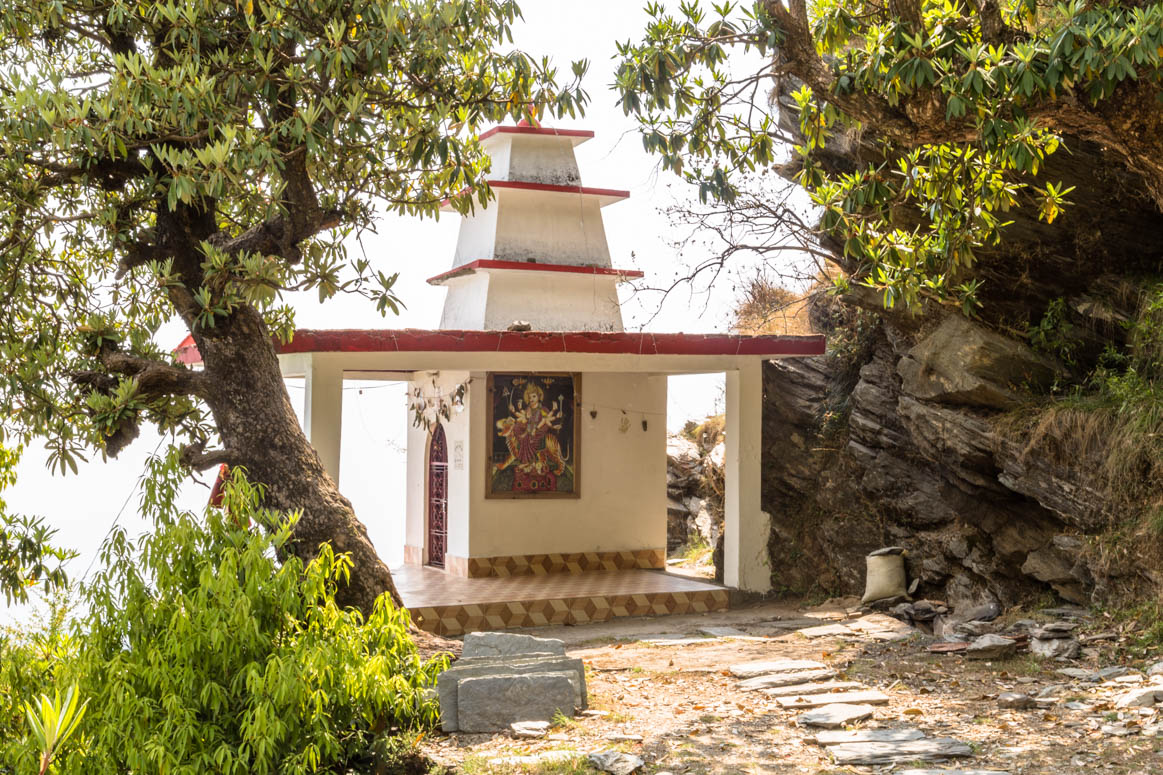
[395,565,729,636]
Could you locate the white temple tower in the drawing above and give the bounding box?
[426,122,640,332]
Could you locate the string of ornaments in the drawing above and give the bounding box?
[408,378,468,431]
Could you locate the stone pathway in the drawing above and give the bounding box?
[424,600,1163,774]
[724,647,996,771]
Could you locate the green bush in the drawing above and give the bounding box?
[2,452,445,775]
[1,601,74,774]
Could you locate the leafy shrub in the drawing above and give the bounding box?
[2,451,445,775]
[0,601,74,774]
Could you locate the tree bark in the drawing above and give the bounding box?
[189,303,403,613]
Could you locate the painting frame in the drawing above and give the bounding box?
[485,372,582,499]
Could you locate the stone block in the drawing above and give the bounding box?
[438,655,586,732]
[461,631,566,659]
[457,672,576,733]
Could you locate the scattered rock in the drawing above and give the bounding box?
[1148,661,1163,677]
[761,680,863,698]
[1030,636,1081,660]
[606,733,644,742]
[1114,686,1163,708]
[959,600,1003,622]
[998,692,1035,709]
[510,720,550,738]
[588,751,645,775]
[581,709,611,718]
[799,623,855,638]
[929,641,969,654]
[1101,723,1135,737]
[1099,666,1135,680]
[698,625,748,638]
[738,668,837,691]
[965,634,1018,660]
[729,659,828,679]
[826,737,974,765]
[900,771,1010,775]
[811,728,927,745]
[953,620,998,639]
[1056,668,1098,682]
[777,690,891,709]
[1030,621,1077,639]
[797,703,876,728]
[461,631,565,659]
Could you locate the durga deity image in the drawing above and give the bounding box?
[488,375,577,496]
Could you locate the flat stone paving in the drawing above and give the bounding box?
[726,648,997,769]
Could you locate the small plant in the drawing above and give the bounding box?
[24,684,88,775]
[550,710,577,729]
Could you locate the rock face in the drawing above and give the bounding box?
[762,302,1119,609]
[666,430,725,556]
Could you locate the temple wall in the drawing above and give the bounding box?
[462,371,668,559]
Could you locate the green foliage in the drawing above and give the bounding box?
[1019,285,1163,527]
[615,1,1163,311]
[2,452,447,775]
[0,0,586,472]
[0,600,75,774]
[24,685,88,775]
[0,445,75,605]
[1027,297,1078,368]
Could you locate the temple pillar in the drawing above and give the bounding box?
[723,361,772,593]
[303,354,344,482]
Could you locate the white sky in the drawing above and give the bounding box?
[2,1,785,624]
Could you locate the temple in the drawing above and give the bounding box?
[179,122,825,635]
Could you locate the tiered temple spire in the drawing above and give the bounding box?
[428,122,639,332]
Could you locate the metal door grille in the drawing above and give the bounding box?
[427,424,448,568]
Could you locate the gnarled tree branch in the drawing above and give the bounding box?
[179,439,237,472]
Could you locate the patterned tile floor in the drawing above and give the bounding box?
[394,565,730,636]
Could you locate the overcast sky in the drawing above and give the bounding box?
[2,1,787,624]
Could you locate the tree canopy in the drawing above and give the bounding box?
[0,0,585,610]
[616,0,1163,312]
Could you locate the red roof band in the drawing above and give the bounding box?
[441,179,629,210]
[478,125,595,144]
[427,259,644,286]
[176,328,825,365]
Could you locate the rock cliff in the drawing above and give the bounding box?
[761,300,1141,611]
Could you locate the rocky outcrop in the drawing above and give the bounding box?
[762,310,1116,610]
[666,431,725,554]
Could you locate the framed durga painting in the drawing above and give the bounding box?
[486,373,580,498]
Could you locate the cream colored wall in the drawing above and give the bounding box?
[481,271,622,332]
[502,135,582,186]
[493,188,612,266]
[465,371,668,558]
[404,370,472,564]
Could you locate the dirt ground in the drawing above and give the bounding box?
[421,599,1163,775]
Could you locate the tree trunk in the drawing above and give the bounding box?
[192,304,403,614]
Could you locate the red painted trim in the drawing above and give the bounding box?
[426,259,644,285]
[440,180,629,210]
[487,180,629,200]
[274,328,826,357]
[479,126,594,143]
[174,328,825,364]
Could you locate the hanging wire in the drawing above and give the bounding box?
[80,434,166,583]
